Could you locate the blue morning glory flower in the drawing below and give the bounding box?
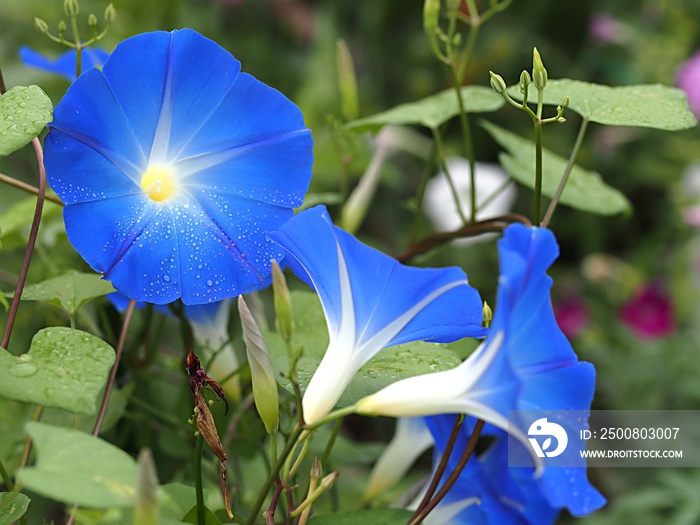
[44,29,313,305]
[357,224,605,516]
[19,46,110,80]
[423,416,560,525]
[268,205,487,425]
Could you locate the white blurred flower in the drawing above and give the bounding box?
[423,159,516,243]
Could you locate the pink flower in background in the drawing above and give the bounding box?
[619,284,676,341]
[554,298,590,339]
[589,14,621,44]
[677,50,700,119]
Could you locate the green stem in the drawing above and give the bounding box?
[455,0,480,84]
[69,15,82,78]
[541,118,589,228]
[270,432,278,467]
[0,173,64,205]
[245,425,304,525]
[194,434,206,525]
[0,457,12,489]
[534,120,543,226]
[431,127,469,226]
[320,417,343,466]
[448,66,477,222]
[408,143,437,245]
[474,177,512,215]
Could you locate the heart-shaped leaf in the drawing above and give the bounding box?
[508,79,697,130]
[347,86,503,132]
[0,85,53,158]
[0,327,115,414]
[16,270,115,315]
[482,121,631,216]
[0,492,30,525]
[17,422,137,507]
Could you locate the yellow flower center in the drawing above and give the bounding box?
[141,166,177,202]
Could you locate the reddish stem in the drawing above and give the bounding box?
[1,138,47,350]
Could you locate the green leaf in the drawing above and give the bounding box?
[17,422,137,507]
[16,270,115,315]
[508,79,697,130]
[0,492,30,525]
[265,291,462,407]
[0,197,61,245]
[347,86,503,132]
[308,509,414,524]
[482,121,631,216]
[0,327,115,414]
[182,505,222,524]
[0,85,53,158]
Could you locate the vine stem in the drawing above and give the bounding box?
[245,425,304,525]
[0,173,63,205]
[431,127,469,226]
[541,118,589,228]
[1,138,47,350]
[448,66,477,223]
[194,434,206,525]
[411,415,462,516]
[408,419,485,525]
[92,299,136,436]
[533,88,544,226]
[396,213,532,263]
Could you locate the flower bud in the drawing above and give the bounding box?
[104,3,116,23]
[532,47,548,90]
[561,96,570,109]
[239,295,279,434]
[34,17,49,34]
[272,260,294,343]
[64,0,79,17]
[519,70,531,94]
[489,71,507,95]
[133,449,160,525]
[482,301,493,328]
[423,0,440,36]
[87,13,98,27]
[57,20,67,33]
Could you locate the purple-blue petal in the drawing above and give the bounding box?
[269,205,486,347]
[45,29,313,304]
[19,47,109,80]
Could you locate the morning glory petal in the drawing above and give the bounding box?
[46,68,147,183]
[46,29,313,304]
[356,223,604,517]
[44,134,141,205]
[269,205,486,424]
[19,47,109,80]
[102,29,241,159]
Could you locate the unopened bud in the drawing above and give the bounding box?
[87,13,97,26]
[423,0,440,35]
[104,3,116,23]
[310,456,322,481]
[482,301,492,328]
[64,0,79,17]
[239,295,279,434]
[532,48,548,89]
[557,117,566,123]
[34,17,49,34]
[57,20,67,35]
[320,471,339,490]
[489,71,507,95]
[133,449,160,525]
[272,260,293,343]
[519,70,531,94]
